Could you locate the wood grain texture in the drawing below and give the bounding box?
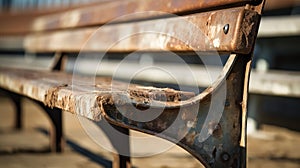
[31,0,259,32]
[249,70,300,97]
[0,36,24,49]
[0,1,104,35]
[0,68,194,121]
[258,15,300,37]
[264,0,299,11]
[25,7,260,54]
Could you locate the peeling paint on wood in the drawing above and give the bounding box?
[31,0,260,32]
[25,7,260,54]
[0,68,194,121]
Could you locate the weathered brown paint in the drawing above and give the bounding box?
[0,2,100,35]
[0,69,194,115]
[31,0,260,32]
[25,7,260,54]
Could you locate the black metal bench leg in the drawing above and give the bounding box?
[10,94,22,130]
[1,89,64,153]
[0,89,23,130]
[38,103,64,153]
[112,153,131,168]
[111,126,131,168]
[95,120,131,168]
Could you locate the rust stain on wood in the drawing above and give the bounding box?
[30,0,259,32]
[0,68,194,121]
[44,84,68,108]
[25,7,260,54]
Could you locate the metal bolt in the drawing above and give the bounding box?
[223,24,229,34]
[221,152,230,162]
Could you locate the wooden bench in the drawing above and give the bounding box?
[0,0,265,167]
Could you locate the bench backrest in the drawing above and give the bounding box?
[20,0,264,55]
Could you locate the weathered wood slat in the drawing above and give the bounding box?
[0,36,24,49]
[25,7,260,54]
[0,14,37,35]
[0,55,53,70]
[264,0,299,11]
[0,68,195,121]
[0,1,102,35]
[249,70,300,97]
[68,59,300,97]
[32,0,259,32]
[258,15,300,37]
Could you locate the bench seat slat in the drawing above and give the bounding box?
[25,7,260,54]
[0,36,24,50]
[32,0,259,32]
[0,68,195,121]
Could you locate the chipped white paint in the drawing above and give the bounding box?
[74,93,101,121]
[186,121,195,128]
[26,7,246,53]
[213,38,220,48]
[208,24,222,40]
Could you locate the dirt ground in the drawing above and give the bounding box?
[0,96,299,168]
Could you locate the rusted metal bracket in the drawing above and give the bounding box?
[98,53,251,167]
[95,1,264,167]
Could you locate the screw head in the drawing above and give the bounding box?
[223,24,229,34]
